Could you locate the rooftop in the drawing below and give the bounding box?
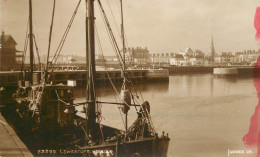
[0,32,17,45]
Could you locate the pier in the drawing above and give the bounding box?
[165,66,260,77]
[212,66,260,77]
[165,66,213,74]
[0,69,169,86]
[0,113,33,157]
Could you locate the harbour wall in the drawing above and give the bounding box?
[0,69,169,87]
[212,67,260,77]
[165,66,213,74]
[165,66,260,77]
[213,68,238,75]
[1,67,259,87]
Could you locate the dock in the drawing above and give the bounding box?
[0,69,169,86]
[165,66,260,77]
[212,66,260,77]
[165,66,213,74]
[213,68,238,75]
[0,113,33,157]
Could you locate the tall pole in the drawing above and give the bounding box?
[29,0,34,84]
[45,0,56,83]
[85,0,89,128]
[86,0,97,141]
[120,0,128,133]
[120,0,126,76]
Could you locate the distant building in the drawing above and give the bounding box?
[100,55,133,69]
[42,55,85,64]
[150,53,174,67]
[176,48,205,66]
[214,52,235,64]
[169,54,184,66]
[210,36,216,62]
[183,49,205,66]
[234,50,260,64]
[0,31,23,71]
[128,47,149,65]
[151,48,206,67]
[56,55,74,64]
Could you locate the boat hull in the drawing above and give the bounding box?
[79,137,170,157]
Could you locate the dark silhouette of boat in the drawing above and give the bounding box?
[11,0,170,156]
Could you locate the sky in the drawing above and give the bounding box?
[1,0,260,57]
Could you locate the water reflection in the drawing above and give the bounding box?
[74,81,169,98]
[74,74,258,157]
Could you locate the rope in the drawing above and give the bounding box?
[96,2,156,134]
[51,0,82,65]
[45,0,56,76]
[97,0,135,109]
[97,0,146,106]
[106,0,121,40]
[126,72,144,102]
[33,35,41,65]
[115,0,121,17]
[41,0,81,85]
[97,0,124,70]
[95,26,103,121]
[32,100,139,113]
[95,22,127,128]
[34,0,57,115]
[21,17,30,72]
[98,64,104,143]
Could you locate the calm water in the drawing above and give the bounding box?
[74,74,259,157]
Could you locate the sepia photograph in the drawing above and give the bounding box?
[0,0,260,156]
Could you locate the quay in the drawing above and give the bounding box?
[212,66,260,77]
[165,66,213,74]
[0,69,169,86]
[165,66,260,77]
[0,113,33,157]
[213,68,238,75]
[1,66,259,87]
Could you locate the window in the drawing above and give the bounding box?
[16,57,23,63]
[16,52,23,56]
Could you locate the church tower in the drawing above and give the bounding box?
[210,36,216,62]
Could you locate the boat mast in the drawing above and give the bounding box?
[44,0,56,83]
[29,0,34,84]
[120,0,126,76]
[120,0,129,134]
[86,0,97,141]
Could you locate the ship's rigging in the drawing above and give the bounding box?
[12,0,170,156]
[21,0,41,84]
[35,0,156,137]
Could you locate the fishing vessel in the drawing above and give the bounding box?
[12,0,170,156]
[11,0,82,149]
[75,0,170,156]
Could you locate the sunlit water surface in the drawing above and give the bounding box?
[74,74,259,157]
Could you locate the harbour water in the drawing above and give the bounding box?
[74,74,259,157]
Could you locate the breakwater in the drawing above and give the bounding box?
[0,69,169,87]
[165,66,213,74]
[165,66,260,77]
